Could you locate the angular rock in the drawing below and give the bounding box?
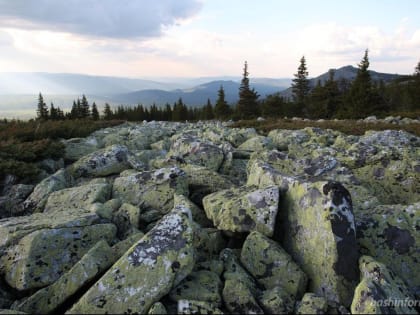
[220,248,263,314]
[168,135,225,171]
[169,270,223,306]
[112,167,189,216]
[173,194,212,228]
[2,223,116,290]
[14,240,115,314]
[351,256,417,314]
[63,137,101,162]
[67,205,196,314]
[237,135,274,152]
[356,202,419,296]
[278,180,359,306]
[148,302,167,314]
[68,144,139,178]
[111,231,145,259]
[203,185,279,237]
[23,169,71,212]
[295,293,328,314]
[0,184,33,218]
[194,228,226,263]
[44,182,111,213]
[240,231,307,298]
[111,203,142,239]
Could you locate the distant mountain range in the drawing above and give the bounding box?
[0,66,406,119]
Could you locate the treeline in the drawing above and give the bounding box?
[34,50,419,122]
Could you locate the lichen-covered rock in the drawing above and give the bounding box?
[44,182,111,213]
[169,270,222,306]
[268,129,311,151]
[203,185,279,237]
[220,248,263,314]
[295,293,328,314]
[278,180,359,306]
[67,205,196,314]
[356,202,419,296]
[177,300,223,314]
[351,256,417,314]
[23,169,72,212]
[111,203,142,239]
[237,135,274,152]
[112,167,189,216]
[240,231,307,298]
[68,144,141,178]
[14,240,115,314]
[111,232,145,259]
[258,286,295,315]
[2,223,116,290]
[168,135,225,171]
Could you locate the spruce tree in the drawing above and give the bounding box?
[36,92,48,120]
[291,56,310,115]
[203,99,214,120]
[91,102,99,120]
[81,95,90,118]
[103,103,113,120]
[49,102,57,120]
[236,61,259,119]
[214,85,230,120]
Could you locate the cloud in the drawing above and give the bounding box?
[0,0,203,38]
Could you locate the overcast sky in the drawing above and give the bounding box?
[0,0,419,78]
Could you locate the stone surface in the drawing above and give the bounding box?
[295,293,328,315]
[351,256,417,314]
[240,231,307,298]
[203,185,279,237]
[67,205,195,314]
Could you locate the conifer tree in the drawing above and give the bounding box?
[236,61,259,119]
[214,85,230,120]
[36,92,48,120]
[91,102,99,120]
[103,103,113,120]
[49,102,58,120]
[292,56,310,115]
[80,95,90,118]
[203,99,214,120]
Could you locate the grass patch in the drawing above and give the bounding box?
[231,118,420,137]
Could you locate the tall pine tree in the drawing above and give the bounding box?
[291,56,310,116]
[36,92,48,120]
[91,102,99,120]
[214,85,230,120]
[80,95,90,118]
[236,61,259,119]
[103,103,113,120]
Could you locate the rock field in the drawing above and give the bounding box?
[0,120,418,314]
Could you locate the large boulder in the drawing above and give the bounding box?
[68,144,141,178]
[14,240,115,314]
[240,231,307,299]
[351,256,417,314]
[63,137,101,162]
[168,135,225,171]
[356,202,419,297]
[1,222,116,290]
[67,204,196,314]
[0,184,33,218]
[277,179,359,306]
[112,167,189,216]
[203,185,280,237]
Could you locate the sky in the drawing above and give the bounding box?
[0,0,419,78]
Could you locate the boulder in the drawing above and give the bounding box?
[237,135,274,152]
[44,182,111,213]
[356,202,419,296]
[63,137,101,162]
[23,169,71,212]
[257,286,295,314]
[112,167,189,216]
[203,185,280,237]
[67,204,196,314]
[14,240,115,314]
[111,203,142,239]
[277,180,359,306]
[168,135,225,171]
[177,300,223,314]
[220,248,263,314]
[240,231,307,298]
[148,302,167,314]
[0,184,33,218]
[68,144,141,178]
[169,270,223,306]
[351,256,417,314]
[2,223,116,290]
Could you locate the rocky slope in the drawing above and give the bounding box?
[0,120,418,314]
